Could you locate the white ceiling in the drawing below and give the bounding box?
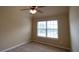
[34,6,69,17]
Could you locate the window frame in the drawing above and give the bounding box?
[37,20,58,39]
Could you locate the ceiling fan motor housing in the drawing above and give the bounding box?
[31,6,37,10]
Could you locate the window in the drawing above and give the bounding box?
[37,21,46,37]
[47,21,58,38]
[37,20,58,38]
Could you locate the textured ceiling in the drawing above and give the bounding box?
[16,6,69,17]
[34,6,69,17]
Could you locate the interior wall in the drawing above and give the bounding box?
[0,7,31,51]
[69,7,79,52]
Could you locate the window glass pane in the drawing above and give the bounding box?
[37,21,46,37]
[47,20,58,29]
[47,29,54,38]
[53,21,58,29]
[37,29,46,37]
[53,30,58,38]
[47,20,58,38]
[37,21,46,29]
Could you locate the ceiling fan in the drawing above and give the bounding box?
[20,6,44,14]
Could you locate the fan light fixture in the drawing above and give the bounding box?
[30,9,37,14]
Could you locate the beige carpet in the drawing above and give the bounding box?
[7,42,68,52]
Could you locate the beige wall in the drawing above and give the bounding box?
[0,7,31,51]
[69,7,79,52]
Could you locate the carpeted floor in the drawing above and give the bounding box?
[7,42,68,52]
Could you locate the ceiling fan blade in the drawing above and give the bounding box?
[20,9,29,11]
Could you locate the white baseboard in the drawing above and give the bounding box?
[1,42,26,52]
